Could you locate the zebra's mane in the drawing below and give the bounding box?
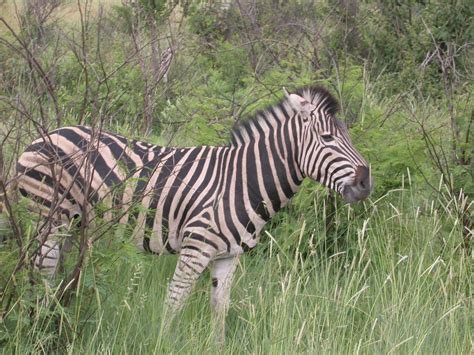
[295,86,339,116]
[230,86,339,145]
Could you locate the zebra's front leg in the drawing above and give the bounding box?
[164,244,214,327]
[210,256,239,345]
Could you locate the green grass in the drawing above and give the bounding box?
[1,187,472,354]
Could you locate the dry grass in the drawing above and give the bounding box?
[0,0,121,34]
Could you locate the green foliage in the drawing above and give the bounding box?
[359,1,473,96]
[1,186,470,353]
[187,2,230,43]
[112,0,174,32]
[0,0,472,352]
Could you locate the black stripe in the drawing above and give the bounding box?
[173,148,210,221]
[210,150,233,252]
[183,245,211,258]
[233,146,256,235]
[161,148,202,244]
[321,158,349,187]
[18,164,76,205]
[222,149,241,245]
[246,145,270,221]
[19,188,71,217]
[145,149,186,249]
[186,233,219,250]
[57,128,122,188]
[255,122,280,212]
[23,140,98,205]
[241,242,255,252]
[266,121,294,201]
[175,148,218,233]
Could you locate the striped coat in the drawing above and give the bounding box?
[16,87,372,341]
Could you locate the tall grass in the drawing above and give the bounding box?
[1,183,471,354]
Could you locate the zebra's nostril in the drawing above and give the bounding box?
[355,166,370,190]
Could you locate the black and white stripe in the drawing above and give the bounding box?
[16,86,372,340]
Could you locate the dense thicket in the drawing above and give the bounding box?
[0,1,472,352]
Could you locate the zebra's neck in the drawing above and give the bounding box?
[230,104,304,219]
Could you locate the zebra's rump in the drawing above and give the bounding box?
[17,126,148,219]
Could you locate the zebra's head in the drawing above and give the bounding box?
[286,87,372,203]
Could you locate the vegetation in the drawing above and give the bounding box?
[0,0,472,353]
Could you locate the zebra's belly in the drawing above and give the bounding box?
[131,203,267,258]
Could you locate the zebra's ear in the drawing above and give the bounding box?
[286,93,314,114]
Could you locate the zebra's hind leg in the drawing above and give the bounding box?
[35,238,61,277]
[210,256,239,345]
[34,217,74,279]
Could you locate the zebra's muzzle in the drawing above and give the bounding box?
[341,166,372,203]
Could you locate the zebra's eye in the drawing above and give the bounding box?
[321,134,334,143]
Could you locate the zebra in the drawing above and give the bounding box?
[16,86,372,341]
